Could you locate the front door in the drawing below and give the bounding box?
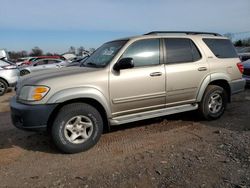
[110,38,166,117]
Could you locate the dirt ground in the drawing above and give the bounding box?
[0,88,250,188]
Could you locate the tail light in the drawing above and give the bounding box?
[237,62,244,74]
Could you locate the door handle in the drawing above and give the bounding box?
[150,72,162,77]
[198,67,207,71]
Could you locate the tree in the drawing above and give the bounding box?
[224,33,234,40]
[77,46,85,56]
[234,40,243,47]
[68,46,76,54]
[30,47,43,56]
[89,48,95,53]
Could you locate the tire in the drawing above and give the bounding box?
[0,79,8,96]
[51,103,103,154]
[20,69,30,76]
[199,85,227,120]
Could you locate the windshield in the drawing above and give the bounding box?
[0,58,15,66]
[0,59,10,67]
[83,40,128,68]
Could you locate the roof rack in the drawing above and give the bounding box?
[144,31,222,36]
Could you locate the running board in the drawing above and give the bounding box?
[110,103,198,125]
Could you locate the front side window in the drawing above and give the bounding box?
[121,39,160,67]
[164,38,201,64]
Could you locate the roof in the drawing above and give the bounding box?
[110,31,227,42]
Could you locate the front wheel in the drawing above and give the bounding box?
[199,85,227,120]
[0,79,8,96]
[51,103,103,153]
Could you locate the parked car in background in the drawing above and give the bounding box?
[15,57,34,66]
[238,47,250,61]
[20,58,68,76]
[66,56,89,67]
[0,49,9,61]
[0,58,19,96]
[21,55,66,66]
[242,59,250,85]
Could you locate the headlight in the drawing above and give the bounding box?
[18,85,50,101]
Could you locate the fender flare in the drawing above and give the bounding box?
[47,87,112,118]
[196,73,231,102]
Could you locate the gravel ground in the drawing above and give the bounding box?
[0,88,249,188]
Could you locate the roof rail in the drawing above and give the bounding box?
[144,31,222,36]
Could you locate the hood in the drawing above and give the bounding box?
[16,66,99,91]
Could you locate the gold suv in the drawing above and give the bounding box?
[10,31,245,153]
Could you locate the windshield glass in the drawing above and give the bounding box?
[83,40,128,67]
[0,59,11,67]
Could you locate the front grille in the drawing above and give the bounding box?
[243,68,250,76]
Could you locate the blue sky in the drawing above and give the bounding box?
[0,0,250,53]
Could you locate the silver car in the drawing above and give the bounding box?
[0,58,19,96]
[20,58,68,76]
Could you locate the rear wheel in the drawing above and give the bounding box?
[0,79,8,96]
[199,85,227,120]
[51,103,103,154]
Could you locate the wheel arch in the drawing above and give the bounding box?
[47,97,110,133]
[197,73,231,102]
[0,77,9,87]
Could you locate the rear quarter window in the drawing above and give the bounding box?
[203,38,238,58]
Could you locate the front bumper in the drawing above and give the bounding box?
[229,78,246,94]
[10,97,58,131]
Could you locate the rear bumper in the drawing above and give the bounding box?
[230,78,246,94]
[10,97,57,131]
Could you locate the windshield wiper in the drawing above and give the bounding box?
[85,62,99,67]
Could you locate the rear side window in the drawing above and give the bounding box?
[122,39,160,67]
[164,38,201,64]
[203,38,238,58]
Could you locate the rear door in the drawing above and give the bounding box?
[163,38,209,106]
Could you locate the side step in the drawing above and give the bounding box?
[110,103,198,125]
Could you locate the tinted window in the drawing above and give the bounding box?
[203,39,238,58]
[122,39,160,67]
[164,38,201,64]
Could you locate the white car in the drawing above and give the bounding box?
[20,58,69,76]
[0,58,19,95]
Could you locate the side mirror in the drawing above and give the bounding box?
[113,58,134,71]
